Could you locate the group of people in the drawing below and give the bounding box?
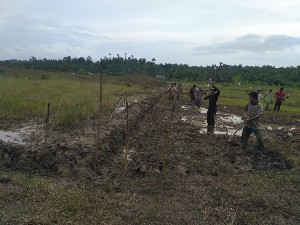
[189,85,206,108]
[166,81,288,152]
[260,87,287,112]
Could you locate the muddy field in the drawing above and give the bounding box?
[1,92,300,224]
[1,93,298,178]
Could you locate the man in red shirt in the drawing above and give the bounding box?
[274,87,285,112]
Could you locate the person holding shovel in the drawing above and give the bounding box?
[241,91,264,151]
[204,81,220,133]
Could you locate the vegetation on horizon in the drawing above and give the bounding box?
[0,67,299,127]
[1,55,300,86]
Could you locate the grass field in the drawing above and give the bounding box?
[0,68,165,126]
[1,69,299,124]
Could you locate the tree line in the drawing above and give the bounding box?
[1,56,299,86]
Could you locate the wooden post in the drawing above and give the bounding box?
[161,104,176,171]
[124,101,129,172]
[44,103,50,150]
[95,63,103,169]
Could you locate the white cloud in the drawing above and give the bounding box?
[195,34,300,54]
[0,0,300,67]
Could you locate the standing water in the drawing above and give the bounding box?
[0,130,25,145]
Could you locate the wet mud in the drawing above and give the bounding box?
[0,93,299,181]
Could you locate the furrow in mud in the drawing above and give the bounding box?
[0,93,294,181]
[0,95,161,180]
[124,96,293,178]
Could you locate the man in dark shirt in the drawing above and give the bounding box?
[189,85,196,102]
[204,81,220,133]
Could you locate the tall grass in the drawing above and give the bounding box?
[0,68,162,126]
[1,68,299,127]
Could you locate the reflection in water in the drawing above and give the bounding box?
[114,106,126,113]
[219,115,243,124]
[0,125,37,145]
[199,128,243,136]
[0,130,25,145]
[181,106,208,114]
[181,106,244,136]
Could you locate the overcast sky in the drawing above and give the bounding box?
[1,0,300,67]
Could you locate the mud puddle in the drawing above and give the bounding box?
[0,94,297,180]
[181,105,244,136]
[0,130,25,145]
[180,105,297,137]
[0,125,38,145]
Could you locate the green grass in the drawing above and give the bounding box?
[0,172,90,223]
[0,68,165,126]
[183,81,300,114]
[1,69,299,127]
[1,170,299,225]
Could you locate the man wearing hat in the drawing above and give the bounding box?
[204,81,220,133]
[274,87,285,112]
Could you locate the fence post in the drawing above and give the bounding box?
[95,63,103,169]
[161,104,176,171]
[124,101,129,172]
[44,103,50,151]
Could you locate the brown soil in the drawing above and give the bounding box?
[1,93,298,178]
[1,93,300,224]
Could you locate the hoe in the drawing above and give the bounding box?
[228,122,245,142]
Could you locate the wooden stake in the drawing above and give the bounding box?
[95,63,103,169]
[124,101,129,172]
[44,103,50,150]
[161,104,176,171]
